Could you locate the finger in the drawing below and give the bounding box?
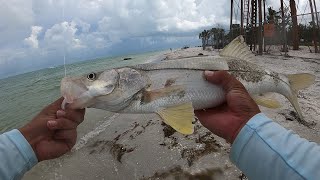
[204,71,246,93]
[194,108,231,139]
[194,103,228,117]
[54,129,77,140]
[56,110,66,118]
[194,109,211,120]
[47,118,78,130]
[43,97,65,114]
[64,108,86,124]
[49,97,64,109]
[35,140,71,161]
[54,129,77,149]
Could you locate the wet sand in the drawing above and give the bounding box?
[24,47,320,180]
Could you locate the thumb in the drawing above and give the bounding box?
[43,97,64,113]
[204,71,246,93]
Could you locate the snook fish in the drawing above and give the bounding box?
[61,36,315,134]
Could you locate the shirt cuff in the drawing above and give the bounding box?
[6,129,38,168]
[230,113,272,164]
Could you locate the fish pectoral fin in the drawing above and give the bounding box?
[157,102,195,135]
[142,86,185,103]
[220,35,254,62]
[253,95,282,109]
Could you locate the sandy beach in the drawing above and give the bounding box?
[24,47,320,180]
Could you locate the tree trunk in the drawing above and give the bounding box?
[230,0,234,40]
[202,38,205,50]
[241,0,244,35]
[258,0,263,55]
[313,0,319,29]
[309,0,318,53]
[313,0,319,52]
[263,0,266,51]
[280,0,288,52]
[290,0,299,50]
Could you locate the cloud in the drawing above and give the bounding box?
[44,21,85,51]
[0,0,34,47]
[0,0,229,78]
[2,0,316,78]
[24,26,43,48]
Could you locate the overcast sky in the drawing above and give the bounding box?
[0,0,317,78]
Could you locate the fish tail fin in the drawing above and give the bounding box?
[285,73,316,127]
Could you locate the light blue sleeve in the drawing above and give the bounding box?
[0,129,38,180]
[230,113,320,180]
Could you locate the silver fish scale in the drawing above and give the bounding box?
[121,86,225,113]
[120,69,226,113]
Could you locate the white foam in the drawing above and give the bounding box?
[143,54,167,64]
[72,113,119,151]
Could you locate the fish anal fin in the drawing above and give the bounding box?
[142,86,185,103]
[253,95,282,109]
[157,102,194,135]
[220,35,254,62]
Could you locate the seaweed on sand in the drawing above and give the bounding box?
[181,132,222,166]
[162,122,176,138]
[110,143,135,162]
[141,165,223,180]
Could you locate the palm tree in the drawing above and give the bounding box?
[266,7,277,24]
[199,30,209,50]
[210,28,218,48]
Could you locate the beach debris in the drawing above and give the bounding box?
[123,57,132,60]
[181,46,189,49]
[89,140,135,162]
[181,132,222,166]
[239,173,248,180]
[61,36,316,134]
[162,122,176,137]
[280,110,299,122]
[110,143,135,162]
[279,108,316,126]
[198,53,204,56]
[88,122,140,162]
[141,165,223,180]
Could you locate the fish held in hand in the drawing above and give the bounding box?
[61,36,315,134]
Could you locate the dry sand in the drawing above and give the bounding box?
[24,47,320,180]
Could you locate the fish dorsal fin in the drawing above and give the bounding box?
[253,95,282,109]
[220,35,254,62]
[131,56,229,71]
[157,102,195,135]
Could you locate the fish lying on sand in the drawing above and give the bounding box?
[61,36,315,134]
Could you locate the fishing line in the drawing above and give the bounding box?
[62,0,67,77]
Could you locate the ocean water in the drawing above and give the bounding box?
[0,51,164,133]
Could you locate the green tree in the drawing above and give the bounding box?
[199,30,210,50]
[213,28,226,48]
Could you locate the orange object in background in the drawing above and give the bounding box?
[264,24,275,38]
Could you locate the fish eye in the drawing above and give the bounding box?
[87,72,96,81]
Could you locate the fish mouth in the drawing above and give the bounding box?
[60,77,88,109]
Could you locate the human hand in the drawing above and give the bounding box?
[19,97,85,161]
[195,71,261,143]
